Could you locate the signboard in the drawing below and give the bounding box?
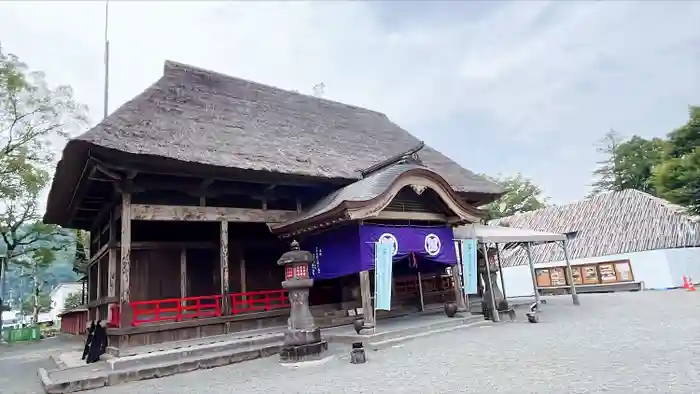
[460,239,478,294]
[374,242,393,311]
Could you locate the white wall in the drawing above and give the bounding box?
[499,247,700,298]
[50,283,83,321]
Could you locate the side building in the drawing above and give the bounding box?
[493,189,700,296]
[43,61,503,354]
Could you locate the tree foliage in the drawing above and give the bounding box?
[0,42,87,322]
[589,105,700,213]
[589,129,624,196]
[72,230,89,275]
[482,173,549,220]
[63,290,83,312]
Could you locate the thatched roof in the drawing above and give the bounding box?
[491,189,700,267]
[45,61,502,225]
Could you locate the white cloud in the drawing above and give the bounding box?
[0,0,698,207]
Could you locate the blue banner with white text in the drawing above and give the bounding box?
[460,239,478,295]
[374,242,393,311]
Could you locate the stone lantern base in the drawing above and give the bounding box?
[279,327,328,363]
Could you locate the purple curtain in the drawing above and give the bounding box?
[358,224,457,271]
[302,224,361,280]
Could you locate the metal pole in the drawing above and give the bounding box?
[495,244,507,300]
[103,0,110,120]
[0,257,6,341]
[417,271,424,312]
[524,242,541,310]
[482,243,500,322]
[562,240,580,305]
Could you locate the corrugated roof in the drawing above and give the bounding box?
[491,189,700,267]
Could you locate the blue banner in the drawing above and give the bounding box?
[460,239,478,294]
[374,242,393,311]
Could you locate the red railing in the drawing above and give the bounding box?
[231,290,289,314]
[130,295,223,327]
[129,289,290,327]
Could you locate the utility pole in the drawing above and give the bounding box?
[103,0,110,119]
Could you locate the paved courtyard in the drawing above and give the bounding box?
[3,290,700,393]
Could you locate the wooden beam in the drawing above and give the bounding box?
[119,192,132,328]
[374,211,447,221]
[130,204,298,223]
[220,220,230,314]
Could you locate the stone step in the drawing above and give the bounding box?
[370,319,488,350]
[323,313,485,349]
[109,332,283,370]
[39,338,283,394]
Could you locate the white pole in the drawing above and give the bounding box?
[525,242,541,309]
[103,0,110,120]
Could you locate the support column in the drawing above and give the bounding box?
[220,220,229,314]
[562,240,580,305]
[450,263,467,311]
[524,242,541,310]
[239,254,247,294]
[119,192,132,328]
[359,270,374,327]
[180,248,187,306]
[495,244,508,300]
[481,243,500,322]
[106,211,117,323]
[96,260,102,319]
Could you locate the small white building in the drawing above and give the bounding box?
[49,282,83,322]
[493,189,700,296]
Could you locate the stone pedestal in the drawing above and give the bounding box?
[277,241,328,364]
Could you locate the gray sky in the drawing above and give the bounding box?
[1,1,699,206]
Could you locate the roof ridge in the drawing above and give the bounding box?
[162,60,388,117]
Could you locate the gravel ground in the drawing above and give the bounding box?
[0,335,83,394]
[4,291,700,394]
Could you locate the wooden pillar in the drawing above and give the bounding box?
[119,192,132,328]
[239,255,246,294]
[451,263,468,311]
[106,211,117,323]
[107,212,117,298]
[220,220,229,314]
[180,248,187,306]
[359,270,374,327]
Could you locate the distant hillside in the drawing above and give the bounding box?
[3,230,79,309]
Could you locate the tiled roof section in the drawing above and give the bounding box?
[490,189,700,267]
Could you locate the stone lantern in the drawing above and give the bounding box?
[277,240,328,363]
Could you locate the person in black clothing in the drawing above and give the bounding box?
[81,321,96,360]
[86,320,108,364]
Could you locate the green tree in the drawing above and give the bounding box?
[482,173,549,220]
[0,42,87,328]
[652,107,700,213]
[588,129,624,196]
[16,247,57,323]
[20,292,50,316]
[63,291,83,312]
[614,136,666,194]
[72,230,89,276]
[665,106,700,159]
